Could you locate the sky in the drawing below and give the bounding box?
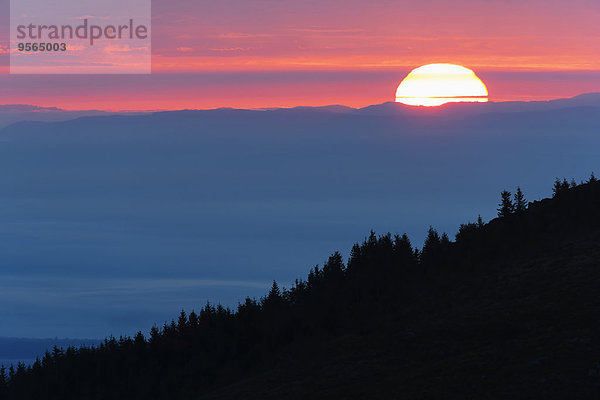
[0,0,599,110]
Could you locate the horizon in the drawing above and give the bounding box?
[1,91,599,113]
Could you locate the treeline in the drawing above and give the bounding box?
[496,173,597,218]
[0,233,429,400]
[1,174,599,400]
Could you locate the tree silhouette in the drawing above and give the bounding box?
[322,251,345,280]
[514,187,527,212]
[177,310,188,333]
[588,172,597,183]
[188,310,199,327]
[149,325,160,344]
[553,178,571,197]
[0,365,7,396]
[441,232,451,246]
[134,331,146,347]
[420,226,442,269]
[263,281,283,310]
[497,190,514,217]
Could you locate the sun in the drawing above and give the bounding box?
[395,64,488,107]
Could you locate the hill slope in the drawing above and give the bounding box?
[2,179,599,399]
[203,231,600,399]
[200,180,600,399]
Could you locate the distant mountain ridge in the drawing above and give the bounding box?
[1,92,599,130]
[355,92,600,117]
[0,105,143,129]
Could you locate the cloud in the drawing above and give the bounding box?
[209,47,254,52]
[66,44,86,52]
[104,44,151,54]
[287,27,366,33]
[217,33,274,39]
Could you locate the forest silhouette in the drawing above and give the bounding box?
[1,173,599,399]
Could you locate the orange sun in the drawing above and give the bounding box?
[395,64,488,106]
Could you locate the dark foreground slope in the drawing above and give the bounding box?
[2,180,600,400]
[205,230,600,399]
[201,182,600,399]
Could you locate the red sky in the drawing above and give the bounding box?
[0,0,599,110]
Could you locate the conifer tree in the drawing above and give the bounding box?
[188,310,199,327]
[177,310,188,332]
[497,190,514,217]
[514,187,527,212]
[553,178,571,196]
[134,331,146,347]
[440,232,451,246]
[393,233,416,266]
[588,172,597,183]
[553,178,562,197]
[268,281,281,299]
[263,281,283,309]
[322,251,344,278]
[0,365,7,392]
[149,325,160,344]
[420,226,442,268]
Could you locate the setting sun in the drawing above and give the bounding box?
[395,64,488,106]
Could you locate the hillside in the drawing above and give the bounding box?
[1,178,599,399]
[202,233,600,399]
[201,179,600,399]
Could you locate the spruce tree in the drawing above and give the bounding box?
[393,233,415,266]
[134,331,146,347]
[322,252,344,278]
[149,325,160,344]
[177,310,188,332]
[514,187,527,212]
[188,310,199,327]
[420,226,442,268]
[497,190,514,217]
[440,232,451,246]
[263,281,283,309]
[553,178,562,197]
[588,172,597,183]
[0,365,7,393]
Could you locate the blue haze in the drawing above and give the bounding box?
[0,94,598,339]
